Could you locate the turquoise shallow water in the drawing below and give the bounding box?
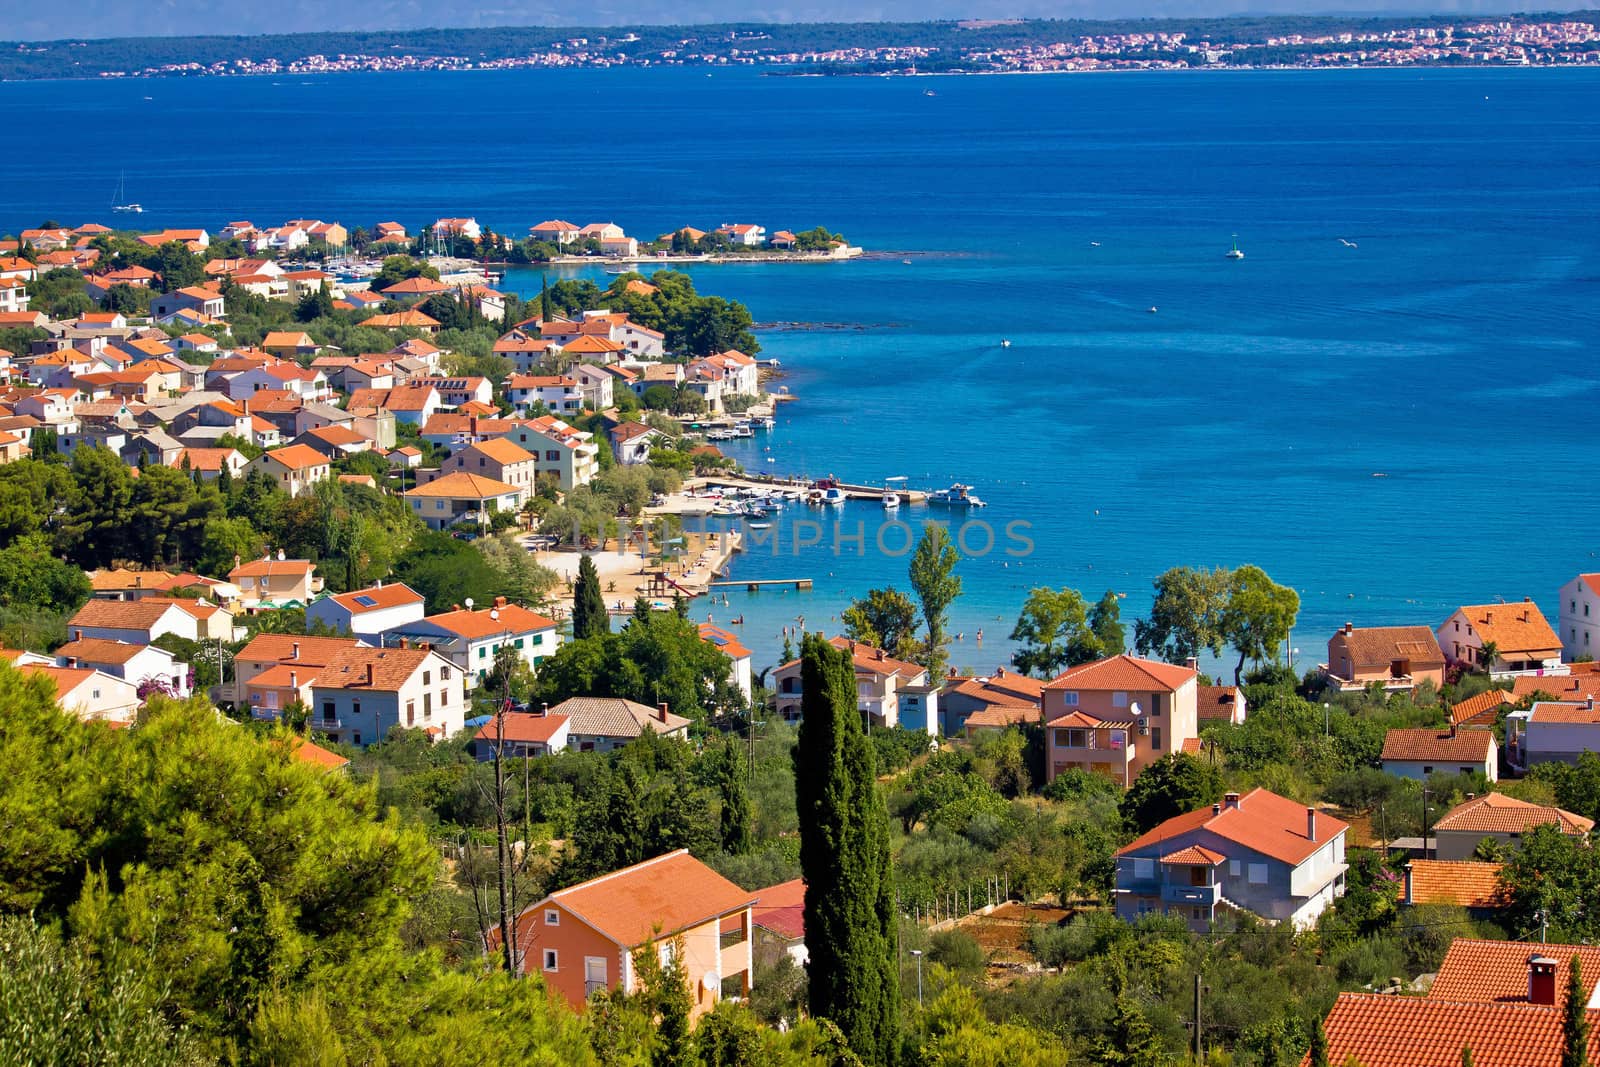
[6,66,1598,674]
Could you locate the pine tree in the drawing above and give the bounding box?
[572,554,609,640]
[718,737,753,855]
[793,634,899,1065]
[1310,1017,1330,1067]
[1562,955,1589,1067]
[539,276,553,323]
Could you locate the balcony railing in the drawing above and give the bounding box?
[585,979,607,997]
[1161,882,1221,906]
[719,928,747,951]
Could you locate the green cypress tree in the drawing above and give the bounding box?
[793,634,899,1065]
[540,276,553,323]
[1563,955,1589,1067]
[572,554,609,640]
[718,737,753,855]
[1310,1017,1330,1067]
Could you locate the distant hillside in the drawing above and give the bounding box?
[3,13,1598,80]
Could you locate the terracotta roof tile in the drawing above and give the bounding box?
[68,597,191,631]
[1380,727,1496,763]
[1197,684,1243,720]
[261,444,330,471]
[1432,792,1593,836]
[964,705,1044,730]
[1430,938,1600,1004]
[540,850,755,949]
[234,633,363,666]
[1529,700,1600,725]
[423,604,555,640]
[1332,625,1446,668]
[550,696,690,739]
[1451,602,1562,656]
[1510,674,1600,702]
[1044,653,1197,693]
[1452,688,1513,726]
[751,878,805,940]
[471,712,569,746]
[326,583,423,614]
[403,472,522,500]
[697,623,751,660]
[1313,992,1600,1067]
[1404,861,1507,909]
[55,638,150,666]
[1115,787,1348,867]
[1160,844,1227,866]
[312,646,434,692]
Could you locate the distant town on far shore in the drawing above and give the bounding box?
[3,12,1599,81]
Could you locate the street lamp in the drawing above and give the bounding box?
[910,949,924,1005]
[1323,702,1330,737]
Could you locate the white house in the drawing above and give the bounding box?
[770,636,930,730]
[1507,698,1600,771]
[403,472,526,531]
[67,597,204,645]
[307,645,466,747]
[20,664,141,724]
[1379,725,1498,783]
[1559,575,1600,663]
[247,444,333,498]
[306,582,427,643]
[55,638,191,700]
[1437,600,1566,678]
[699,623,752,704]
[506,375,584,417]
[388,598,561,688]
[1114,789,1348,931]
[502,416,599,490]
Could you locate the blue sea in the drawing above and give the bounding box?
[6,66,1599,674]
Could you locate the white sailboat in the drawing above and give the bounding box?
[112,172,142,214]
[1226,234,1244,260]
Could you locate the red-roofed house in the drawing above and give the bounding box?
[17,663,140,724]
[470,708,570,759]
[1559,573,1600,661]
[307,644,465,746]
[1310,990,1600,1067]
[1114,788,1349,930]
[247,443,332,497]
[1380,725,1498,782]
[306,581,426,643]
[750,878,807,967]
[770,636,930,729]
[390,595,560,686]
[1042,654,1200,788]
[1430,791,1593,860]
[1438,599,1565,678]
[698,623,752,702]
[502,849,755,1018]
[228,556,318,607]
[1323,621,1446,692]
[1507,697,1600,771]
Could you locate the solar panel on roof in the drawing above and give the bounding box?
[353,595,378,607]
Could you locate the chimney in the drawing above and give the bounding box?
[538,702,548,718]
[134,575,143,588]
[364,663,373,687]
[1186,655,1199,671]
[1403,863,1414,905]
[1307,807,1317,842]
[452,603,461,612]
[398,637,408,649]
[1344,622,1354,634]
[291,642,300,660]
[1212,803,1222,816]
[1450,723,1458,738]
[494,596,507,609]
[1223,792,1241,810]
[876,648,886,661]
[657,701,669,723]
[420,642,430,652]
[289,670,297,689]
[1528,956,1559,1006]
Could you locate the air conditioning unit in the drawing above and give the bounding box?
[1137,717,1148,735]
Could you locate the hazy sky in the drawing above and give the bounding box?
[4,0,1586,41]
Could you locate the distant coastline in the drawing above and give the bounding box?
[2,13,1597,82]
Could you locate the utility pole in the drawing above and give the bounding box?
[1193,973,1204,1062]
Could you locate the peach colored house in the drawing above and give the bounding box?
[1323,623,1446,693]
[1042,654,1200,788]
[504,850,755,1020]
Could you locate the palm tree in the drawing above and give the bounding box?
[1478,640,1500,675]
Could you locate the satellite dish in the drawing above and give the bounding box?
[464,597,474,610]
[702,970,721,997]
[277,548,285,561]
[1129,701,1142,717]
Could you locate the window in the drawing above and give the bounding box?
[406,703,414,727]
[1151,727,1162,750]
[543,949,559,972]
[441,667,451,681]
[1132,858,1155,880]
[1068,729,1087,748]
[352,699,361,717]
[1112,691,1128,708]
[479,646,486,659]
[353,732,361,745]
[545,909,560,926]
[423,671,431,685]
[1423,765,1434,775]
[1229,860,1240,877]
[322,701,335,721]
[659,941,676,967]
[424,692,432,717]
[1248,863,1268,885]
[1193,907,1206,922]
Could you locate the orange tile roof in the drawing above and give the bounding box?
[68,597,192,631]
[1045,653,1197,693]
[1432,792,1593,836]
[1331,624,1445,668]
[1380,727,1495,764]
[463,437,536,465]
[1046,709,1109,729]
[471,711,569,746]
[379,276,450,295]
[234,633,363,666]
[247,663,320,689]
[326,583,424,615]
[1197,684,1243,720]
[751,878,805,940]
[261,330,315,348]
[423,604,555,640]
[1430,938,1600,1004]
[283,734,349,770]
[1160,844,1226,866]
[312,646,433,691]
[1452,688,1513,726]
[697,623,751,660]
[88,568,184,593]
[1529,701,1600,725]
[55,637,150,666]
[1451,602,1562,655]
[404,472,522,500]
[1313,992,1600,1067]
[1405,861,1507,909]
[543,849,756,949]
[963,704,1044,730]
[1115,787,1348,867]
[1510,674,1600,703]
[229,557,314,579]
[562,334,624,354]
[260,444,329,471]
[362,310,440,329]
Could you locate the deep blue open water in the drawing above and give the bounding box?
[6,66,1598,673]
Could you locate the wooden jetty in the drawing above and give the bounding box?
[710,578,814,591]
